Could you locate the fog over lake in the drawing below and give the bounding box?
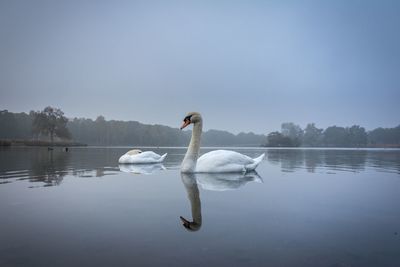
[1,1,400,266]
[1,1,399,133]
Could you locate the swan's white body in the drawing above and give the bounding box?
[180,112,265,173]
[196,150,265,173]
[118,150,167,164]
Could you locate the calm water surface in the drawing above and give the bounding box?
[0,147,399,267]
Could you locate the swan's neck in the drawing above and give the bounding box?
[181,120,202,173]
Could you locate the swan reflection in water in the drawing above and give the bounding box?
[196,172,262,191]
[180,172,262,232]
[180,173,202,231]
[119,163,165,175]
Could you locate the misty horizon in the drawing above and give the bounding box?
[2,106,399,135]
[1,1,400,134]
[1,2,400,267]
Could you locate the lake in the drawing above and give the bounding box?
[0,147,399,267]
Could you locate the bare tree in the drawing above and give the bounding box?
[32,107,70,144]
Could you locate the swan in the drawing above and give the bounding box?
[180,112,265,173]
[118,149,167,164]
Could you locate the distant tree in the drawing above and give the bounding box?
[32,107,70,143]
[323,126,348,147]
[368,125,400,145]
[0,110,33,139]
[302,123,323,147]
[95,115,108,145]
[236,132,266,146]
[368,127,385,145]
[347,125,367,147]
[203,130,236,146]
[266,131,294,147]
[281,122,303,146]
[322,125,368,147]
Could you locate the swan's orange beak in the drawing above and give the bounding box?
[180,120,190,130]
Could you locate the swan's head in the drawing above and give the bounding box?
[126,149,142,156]
[180,112,202,130]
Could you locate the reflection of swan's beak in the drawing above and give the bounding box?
[250,171,263,183]
[180,120,190,130]
[180,216,201,232]
[180,216,191,229]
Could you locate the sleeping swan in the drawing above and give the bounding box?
[118,149,167,164]
[180,112,264,173]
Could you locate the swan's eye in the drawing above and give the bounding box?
[183,115,192,122]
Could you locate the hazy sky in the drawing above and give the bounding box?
[0,0,399,134]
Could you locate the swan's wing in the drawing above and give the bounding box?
[196,150,254,173]
[198,150,254,165]
[118,154,133,163]
[119,151,165,163]
[139,151,160,158]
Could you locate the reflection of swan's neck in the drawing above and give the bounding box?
[187,182,202,229]
[181,173,202,231]
[182,120,202,173]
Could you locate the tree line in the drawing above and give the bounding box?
[0,108,264,146]
[0,107,399,147]
[265,122,400,147]
[0,107,73,146]
[67,116,265,146]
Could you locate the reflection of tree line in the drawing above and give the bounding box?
[28,149,70,186]
[266,149,400,174]
[267,149,369,173]
[1,147,170,186]
[0,148,122,187]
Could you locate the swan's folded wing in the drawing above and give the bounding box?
[119,151,165,164]
[196,150,254,173]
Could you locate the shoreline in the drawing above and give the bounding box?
[1,142,399,150]
[0,139,87,147]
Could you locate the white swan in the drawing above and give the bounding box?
[180,112,265,173]
[118,149,167,164]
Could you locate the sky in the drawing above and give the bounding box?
[0,0,399,134]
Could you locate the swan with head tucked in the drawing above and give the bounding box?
[118,149,167,164]
[180,112,265,173]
